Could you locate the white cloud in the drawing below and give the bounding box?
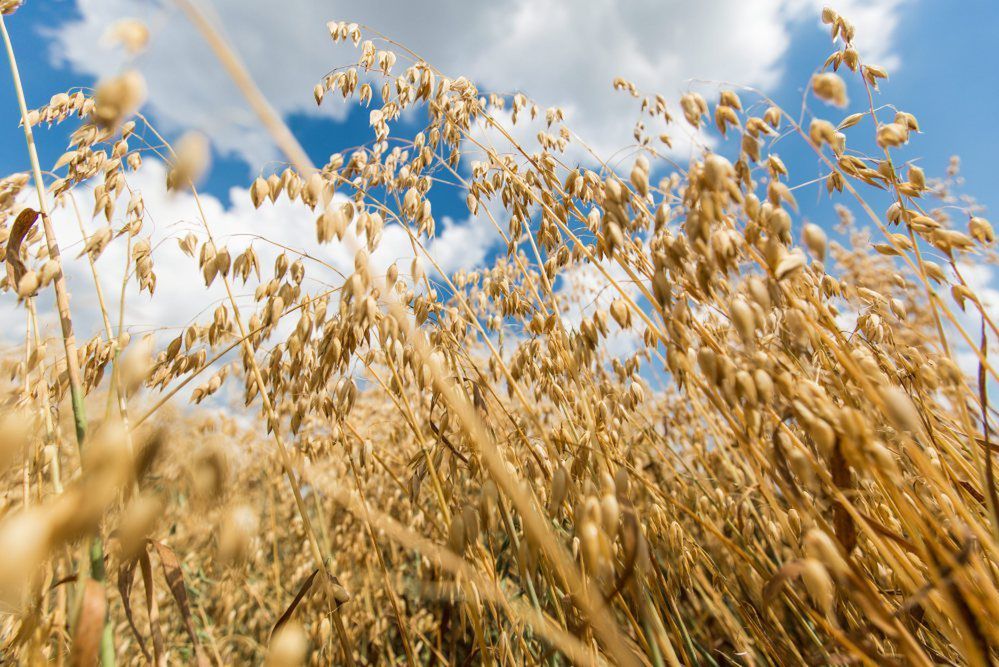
[955,261,999,317]
[427,215,498,275]
[557,259,644,359]
[28,0,911,349]
[813,0,907,70]
[948,260,999,381]
[10,159,494,346]
[50,0,909,168]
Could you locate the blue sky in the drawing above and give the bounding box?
[1,1,997,227]
[766,0,999,222]
[0,0,997,350]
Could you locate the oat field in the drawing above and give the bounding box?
[0,2,998,665]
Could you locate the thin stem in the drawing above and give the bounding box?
[0,14,114,667]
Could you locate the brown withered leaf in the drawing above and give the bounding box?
[118,555,151,663]
[70,579,106,667]
[272,568,320,638]
[272,568,349,639]
[5,207,39,285]
[831,444,857,556]
[152,540,209,667]
[139,547,165,664]
[49,572,79,589]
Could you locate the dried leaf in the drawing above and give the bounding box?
[5,207,39,285]
[272,568,319,638]
[118,555,151,662]
[152,541,209,667]
[70,580,106,667]
[139,548,166,665]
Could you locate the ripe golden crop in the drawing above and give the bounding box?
[0,4,996,665]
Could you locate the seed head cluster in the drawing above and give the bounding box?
[0,5,997,666]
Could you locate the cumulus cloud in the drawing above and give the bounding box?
[815,0,907,70]
[26,0,910,345]
[8,159,493,346]
[50,0,909,168]
[948,260,999,381]
[557,259,645,359]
